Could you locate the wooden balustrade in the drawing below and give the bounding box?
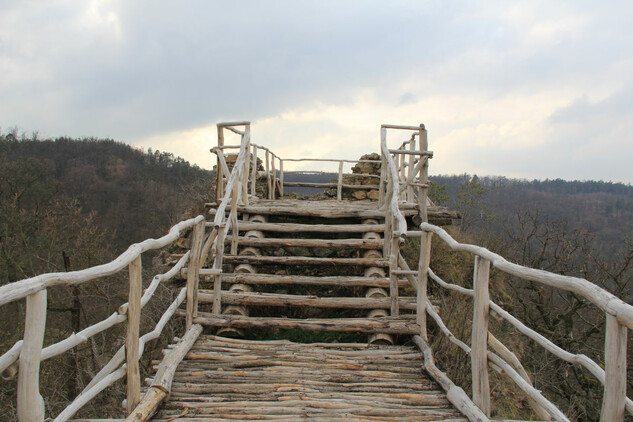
[4,120,630,421]
[416,222,633,421]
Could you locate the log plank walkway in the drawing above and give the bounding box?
[150,335,466,422]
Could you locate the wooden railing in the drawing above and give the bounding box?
[380,123,632,421]
[404,223,633,421]
[3,120,630,421]
[0,215,208,421]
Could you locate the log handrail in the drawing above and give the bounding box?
[0,212,207,421]
[415,222,633,420]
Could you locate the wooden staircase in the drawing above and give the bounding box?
[194,198,419,340]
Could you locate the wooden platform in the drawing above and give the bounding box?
[150,335,467,422]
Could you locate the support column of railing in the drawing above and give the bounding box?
[417,124,431,340]
[472,255,491,417]
[216,126,225,199]
[126,255,142,413]
[186,220,205,329]
[601,315,628,421]
[250,145,257,197]
[242,129,251,205]
[337,161,344,201]
[407,134,416,201]
[265,150,271,199]
[17,289,47,422]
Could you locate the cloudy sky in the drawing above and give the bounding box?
[1,1,632,182]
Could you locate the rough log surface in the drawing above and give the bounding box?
[148,335,465,421]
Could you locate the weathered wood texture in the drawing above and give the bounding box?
[126,324,203,422]
[198,290,417,310]
[186,311,420,335]
[17,290,47,422]
[126,255,142,413]
[222,255,389,267]
[148,335,465,421]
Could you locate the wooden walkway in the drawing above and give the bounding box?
[150,335,466,422]
[9,122,630,421]
[141,196,470,421]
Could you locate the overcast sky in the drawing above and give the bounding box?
[1,1,632,182]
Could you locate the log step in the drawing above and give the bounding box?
[236,221,385,233]
[219,273,406,289]
[222,255,389,267]
[227,237,384,249]
[150,335,465,421]
[187,312,420,335]
[198,290,416,310]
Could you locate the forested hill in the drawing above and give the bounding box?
[0,133,213,283]
[430,174,633,255]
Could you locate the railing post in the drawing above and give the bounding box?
[378,153,386,206]
[213,226,226,315]
[389,234,400,316]
[407,134,416,201]
[230,183,239,256]
[418,124,429,223]
[337,161,344,201]
[279,159,284,197]
[265,150,271,199]
[242,132,250,205]
[216,126,225,200]
[271,154,277,199]
[601,314,627,421]
[186,220,205,330]
[251,145,257,197]
[17,289,46,422]
[417,231,432,340]
[471,255,491,416]
[126,255,142,413]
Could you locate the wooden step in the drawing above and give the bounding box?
[219,274,407,289]
[188,312,419,334]
[223,255,389,267]
[198,290,416,310]
[236,221,385,233]
[282,181,379,190]
[237,204,415,219]
[228,237,384,249]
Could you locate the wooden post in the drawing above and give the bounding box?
[271,155,277,199]
[417,231,432,340]
[378,154,386,206]
[337,161,344,201]
[242,134,250,205]
[250,146,257,197]
[126,255,142,414]
[216,126,225,200]
[230,184,239,256]
[418,125,429,223]
[601,314,627,421]
[389,235,400,316]
[279,159,284,197]
[407,135,415,201]
[471,255,491,416]
[186,221,205,330]
[212,227,226,315]
[265,151,271,199]
[399,151,405,201]
[17,289,47,422]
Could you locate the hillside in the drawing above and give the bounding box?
[1,133,213,252]
[429,175,633,256]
